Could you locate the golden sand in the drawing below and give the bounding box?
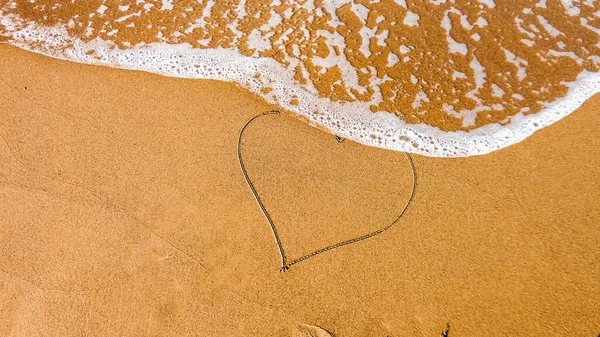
[1,44,599,336]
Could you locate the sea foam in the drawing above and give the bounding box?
[1,1,599,157]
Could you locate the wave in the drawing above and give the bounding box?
[1,0,599,157]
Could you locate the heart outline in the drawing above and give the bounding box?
[237,110,417,271]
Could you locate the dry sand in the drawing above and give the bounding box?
[0,44,599,336]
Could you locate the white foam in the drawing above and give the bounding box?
[477,0,496,8]
[581,17,600,35]
[502,48,528,81]
[560,0,581,16]
[394,0,408,8]
[1,13,599,158]
[96,5,108,15]
[160,0,174,11]
[548,49,584,65]
[537,15,563,37]
[442,8,469,55]
[521,39,535,47]
[403,11,420,27]
[491,83,505,97]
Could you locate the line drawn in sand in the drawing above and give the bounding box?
[237,110,417,271]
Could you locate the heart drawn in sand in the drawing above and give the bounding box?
[237,110,417,271]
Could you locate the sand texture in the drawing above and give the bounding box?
[0,44,599,336]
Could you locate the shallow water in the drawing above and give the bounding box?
[1,0,599,156]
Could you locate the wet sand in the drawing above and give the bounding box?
[0,44,599,336]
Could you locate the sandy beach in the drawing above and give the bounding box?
[1,44,599,336]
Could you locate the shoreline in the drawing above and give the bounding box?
[1,20,598,157]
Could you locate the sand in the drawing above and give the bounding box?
[0,44,599,336]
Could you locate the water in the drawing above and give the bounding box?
[1,0,599,156]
